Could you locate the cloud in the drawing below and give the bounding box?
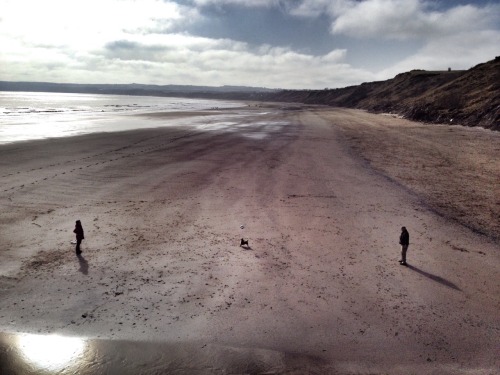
[288,0,500,79]
[0,0,194,48]
[287,0,500,41]
[200,0,500,44]
[289,0,352,17]
[0,0,371,89]
[190,0,280,7]
[0,0,373,88]
[99,35,367,89]
[378,29,500,78]
[1,0,497,89]
[332,0,426,39]
[1,23,372,89]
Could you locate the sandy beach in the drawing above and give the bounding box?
[0,105,499,374]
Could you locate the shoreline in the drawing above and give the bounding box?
[0,102,290,146]
[0,92,251,146]
[0,106,498,373]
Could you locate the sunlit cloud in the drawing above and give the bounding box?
[0,0,194,48]
[377,29,500,78]
[330,0,500,40]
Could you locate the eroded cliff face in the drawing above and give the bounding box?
[268,57,500,130]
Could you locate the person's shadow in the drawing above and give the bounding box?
[77,254,89,275]
[406,264,461,291]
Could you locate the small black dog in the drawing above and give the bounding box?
[240,238,249,247]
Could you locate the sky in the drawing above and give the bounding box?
[0,0,499,89]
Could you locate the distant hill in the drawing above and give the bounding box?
[0,81,277,98]
[268,57,500,130]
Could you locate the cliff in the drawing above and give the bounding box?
[269,57,500,130]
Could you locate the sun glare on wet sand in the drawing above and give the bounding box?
[17,333,86,371]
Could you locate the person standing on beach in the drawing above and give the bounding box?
[73,220,84,255]
[399,226,409,266]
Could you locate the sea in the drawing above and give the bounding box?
[0,91,243,144]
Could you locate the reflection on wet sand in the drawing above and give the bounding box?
[0,331,326,374]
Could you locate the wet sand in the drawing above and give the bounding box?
[0,105,499,374]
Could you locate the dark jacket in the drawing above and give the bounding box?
[400,229,409,246]
[74,223,84,240]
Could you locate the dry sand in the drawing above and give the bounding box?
[0,105,499,374]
